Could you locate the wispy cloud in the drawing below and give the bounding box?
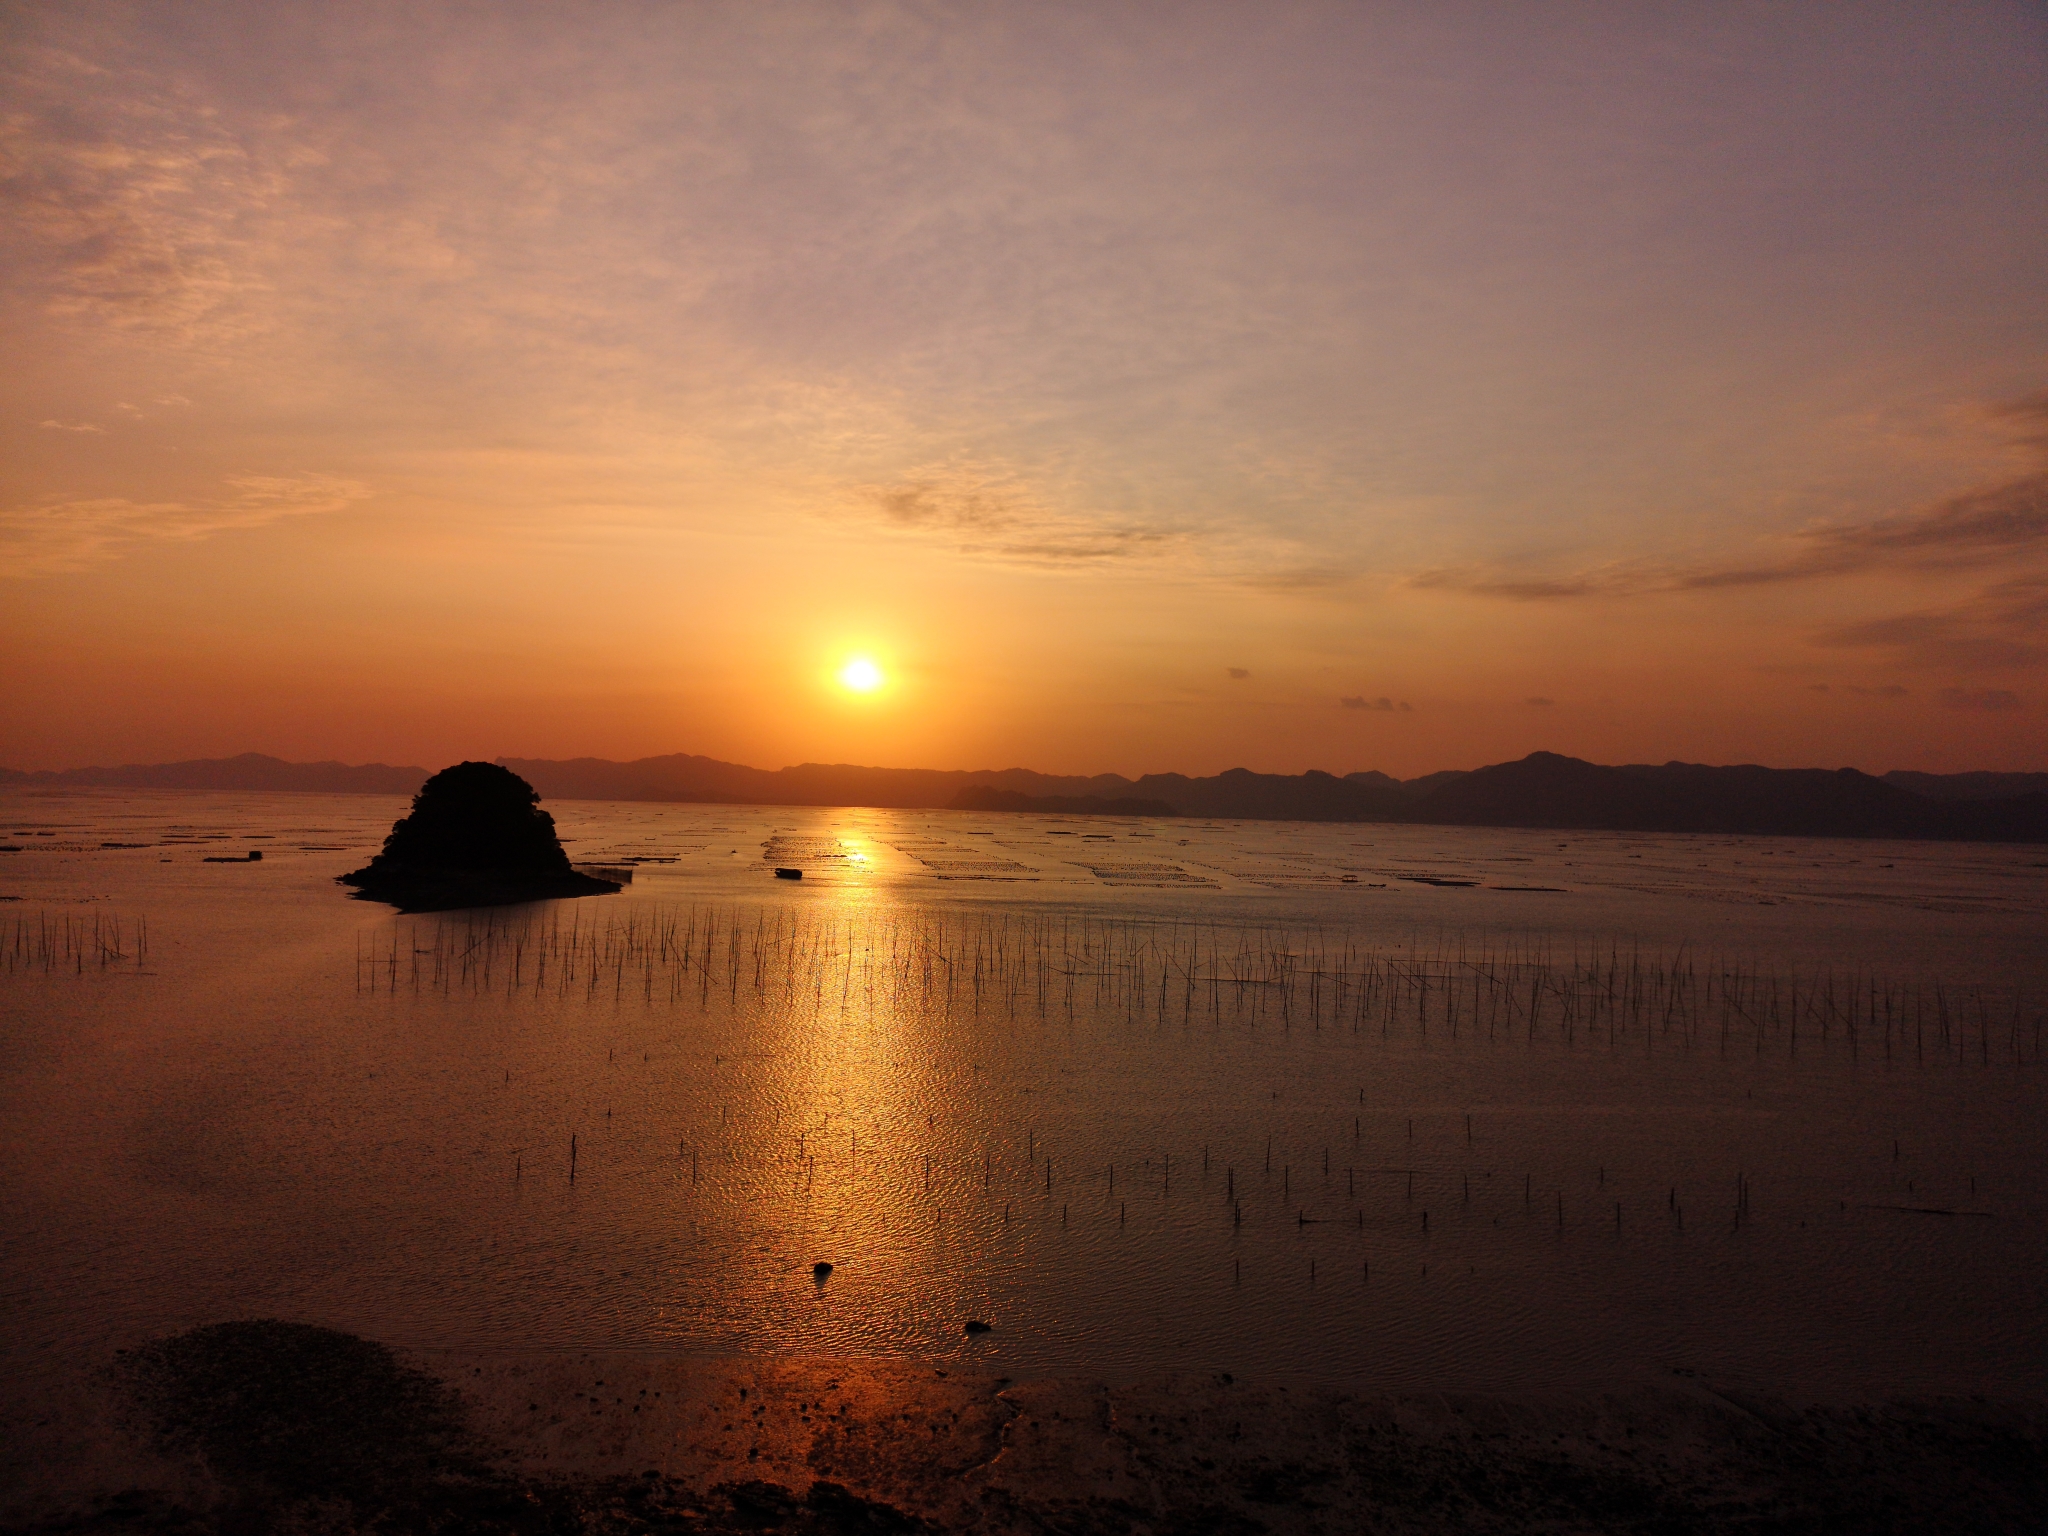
[1341,695,1411,712]
[1411,469,2048,601]
[1768,471,2048,573]
[1235,563,1356,593]
[37,419,103,433]
[1939,687,2022,711]
[1,474,369,577]
[0,46,300,344]
[1405,431,2048,680]
[1987,389,2048,453]
[853,460,1183,568]
[1807,573,2048,671]
[2,3,2044,771]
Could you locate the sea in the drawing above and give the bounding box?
[3,787,2044,1400]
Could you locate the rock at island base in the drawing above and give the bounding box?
[339,761,620,913]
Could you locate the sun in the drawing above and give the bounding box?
[838,656,884,693]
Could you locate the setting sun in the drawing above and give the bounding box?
[838,657,884,693]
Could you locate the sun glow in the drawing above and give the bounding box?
[838,656,884,693]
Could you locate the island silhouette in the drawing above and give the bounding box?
[338,761,620,912]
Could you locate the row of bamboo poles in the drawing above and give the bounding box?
[357,902,2038,1067]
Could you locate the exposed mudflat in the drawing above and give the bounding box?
[5,1327,2042,1534]
[6,793,2045,1530]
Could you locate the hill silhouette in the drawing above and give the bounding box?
[482,754,2048,839]
[6,750,2043,842]
[339,762,620,911]
[1880,769,2048,801]
[950,786,1180,817]
[1408,752,2047,839]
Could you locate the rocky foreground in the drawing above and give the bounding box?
[3,1322,2043,1534]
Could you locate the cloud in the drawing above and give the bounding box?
[1408,569,1599,600]
[1,474,370,577]
[1788,472,2048,567]
[1808,683,1910,697]
[869,478,1011,534]
[1411,471,2048,602]
[1817,614,1950,647]
[854,461,1184,568]
[1526,696,1556,706]
[1226,667,1250,679]
[1237,565,1355,592]
[1809,574,2048,671]
[1408,413,2048,679]
[1341,695,1410,712]
[0,44,297,343]
[1938,687,2021,712]
[1410,393,2048,605]
[1987,390,2048,454]
[38,420,103,433]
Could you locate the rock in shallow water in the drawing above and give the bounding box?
[339,761,619,912]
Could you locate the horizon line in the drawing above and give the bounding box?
[4,747,2044,782]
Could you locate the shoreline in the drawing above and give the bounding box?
[7,1333,2044,1533]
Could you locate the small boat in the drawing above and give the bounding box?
[813,1261,833,1280]
[775,867,803,880]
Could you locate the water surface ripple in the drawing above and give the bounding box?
[3,789,2043,1398]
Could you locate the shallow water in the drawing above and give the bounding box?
[3,788,2044,1399]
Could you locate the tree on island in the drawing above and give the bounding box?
[340,761,619,912]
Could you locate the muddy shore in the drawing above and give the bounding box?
[4,1324,2043,1534]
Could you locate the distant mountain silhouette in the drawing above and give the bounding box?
[1343,769,1408,792]
[497,756,1415,822]
[6,750,2043,841]
[339,762,619,912]
[493,753,1140,809]
[1408,752,2047,840]
[1393,768,1474,798]
[1881,769,2048,801]
[0,752,429,794]
[1114,767,1409,821]
[951,786,1180,817]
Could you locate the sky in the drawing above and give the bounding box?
[3,1,2046,778]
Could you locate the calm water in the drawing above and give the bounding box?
[3,788,2044,1399]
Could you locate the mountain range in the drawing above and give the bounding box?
[4,750,2044,841]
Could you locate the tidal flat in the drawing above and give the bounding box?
[3,788,2045,1531]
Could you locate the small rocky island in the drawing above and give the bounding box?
[339,761,619,912]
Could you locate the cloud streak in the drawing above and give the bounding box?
[2,6,2045,771]
[1,474,370,577]
[1938,687,2022,712]
[1410,469,2048,602]
[0,43,300,343]
[1808,574,2048,672]
[1341,696,1411,712]
[854,462,1184,568]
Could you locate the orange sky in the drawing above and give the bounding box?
[4,3,2045,777]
